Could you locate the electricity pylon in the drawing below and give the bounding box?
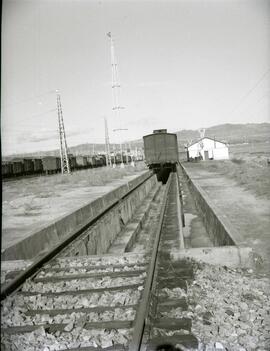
[104,117,111,166]
[56,90,70,174]
[107,32,125,168]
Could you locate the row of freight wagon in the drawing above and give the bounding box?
[2,154,111,178]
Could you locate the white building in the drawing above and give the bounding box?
[187,137,229,161]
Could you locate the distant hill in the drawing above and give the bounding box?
[176,123,270,147]
[129,123,270,148]
[4,123,270,159]
[4,142,140,159]
[5,143,119,159]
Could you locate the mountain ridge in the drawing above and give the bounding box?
[4,122,270,158]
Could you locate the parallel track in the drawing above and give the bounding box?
[1,172,154,299]
[1,170,198,350]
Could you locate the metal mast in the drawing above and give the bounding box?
[198,128,205,139]
[107,32,125,168]
[104,117,111,166]
[56,90,70,174]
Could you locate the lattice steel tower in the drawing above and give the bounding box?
[56,90,70,174]
[104,117,112,166]
[107,32,125,167]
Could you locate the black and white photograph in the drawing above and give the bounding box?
[1,0,270,350]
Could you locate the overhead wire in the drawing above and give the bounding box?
[227,67,270,117]
[247,95,269,121]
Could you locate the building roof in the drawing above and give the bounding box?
[187,137,227,148]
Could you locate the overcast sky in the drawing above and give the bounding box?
[2,0,270,155]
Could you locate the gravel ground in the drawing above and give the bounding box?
[37,264,145,278]
[2,307,136,327]
[2,262,269,350]
[188,262,270,350]
[1,254,146,351]
[3,255,269,350]
[21,274,146,293]
[152,261,269,350]
[1,288,141,327]
[2,326,131,350]
[46,254,146,269]
[159,287,187,299]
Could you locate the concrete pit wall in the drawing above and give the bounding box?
[61,174,158,256]
[2,171,156,261]
[178,164,244,247]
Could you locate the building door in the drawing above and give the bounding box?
[204,150,209,160]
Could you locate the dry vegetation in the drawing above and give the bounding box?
[19,162,147,193]
[191,143,270,199]
[3,162,147,206]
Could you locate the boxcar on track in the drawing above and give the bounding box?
[75,155,88,169]
[11,159,24,176]
[143,129,179,183]
[22,158,35,175]
[2,162,13,178]
[42,156,60,174]
[32,159,43,174]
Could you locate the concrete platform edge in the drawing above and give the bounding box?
[179,163,245,247]
[1,171,153,261]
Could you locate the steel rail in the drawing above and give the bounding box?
[1,172,154,300]
[177,164,185,227]
[128,172,173,351]
[175,171,185,249]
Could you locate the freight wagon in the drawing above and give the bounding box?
[75,156,88,169]
[2,162,13,178]
[11,160,24,176]
[32,159,43,174]
[122,155,132,163]
[42,156,60,174]
[143,129,179,183]
[86,156,94,167]
[99,155,106,165]
[22,158,35,175]
[115,153,122,164]
[2,153,108,179]
[68,155,77,170]
[12,158,35,175]
[94,156,104,167]
[56,157,62,171]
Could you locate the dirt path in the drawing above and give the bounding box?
[183,163,270,275]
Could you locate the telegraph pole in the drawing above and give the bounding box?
[56,90,70,174]
[104,117,111,166]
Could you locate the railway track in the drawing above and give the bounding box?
[136,173,198,351]
[1,171,199,350]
